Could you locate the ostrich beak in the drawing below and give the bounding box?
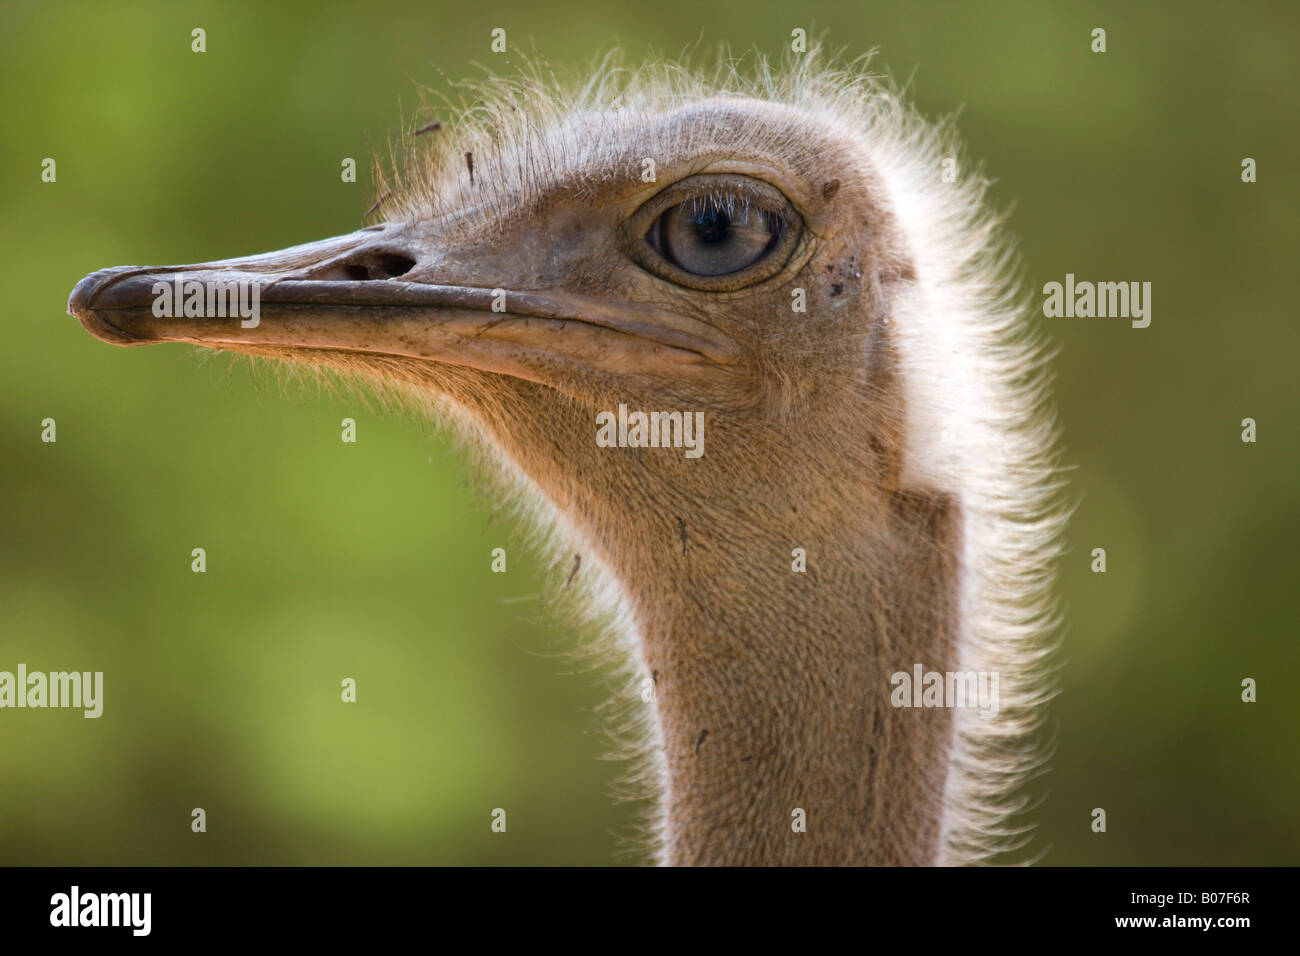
[68,224,738,382]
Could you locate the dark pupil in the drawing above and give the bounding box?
[692,209,731,244]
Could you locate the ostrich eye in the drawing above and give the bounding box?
[649,200,782,277]
[626,174,803,291]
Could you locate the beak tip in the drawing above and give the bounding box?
[69,266,152,346]
[69,266,135,316]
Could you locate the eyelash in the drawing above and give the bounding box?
[668,187,787,229]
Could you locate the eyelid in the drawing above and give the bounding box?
[631,174,792,230]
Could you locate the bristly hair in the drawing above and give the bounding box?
[346,45,1068,865]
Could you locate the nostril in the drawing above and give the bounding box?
[314,251,416,281]
[367,253,416,279]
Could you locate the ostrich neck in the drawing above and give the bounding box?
[465,379,965,865]
[630,482,963,866]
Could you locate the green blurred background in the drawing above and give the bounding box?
[2,0,1296,865]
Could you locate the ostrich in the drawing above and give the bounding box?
[68,54,1064,866]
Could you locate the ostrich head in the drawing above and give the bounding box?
[68,55,1064,866]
